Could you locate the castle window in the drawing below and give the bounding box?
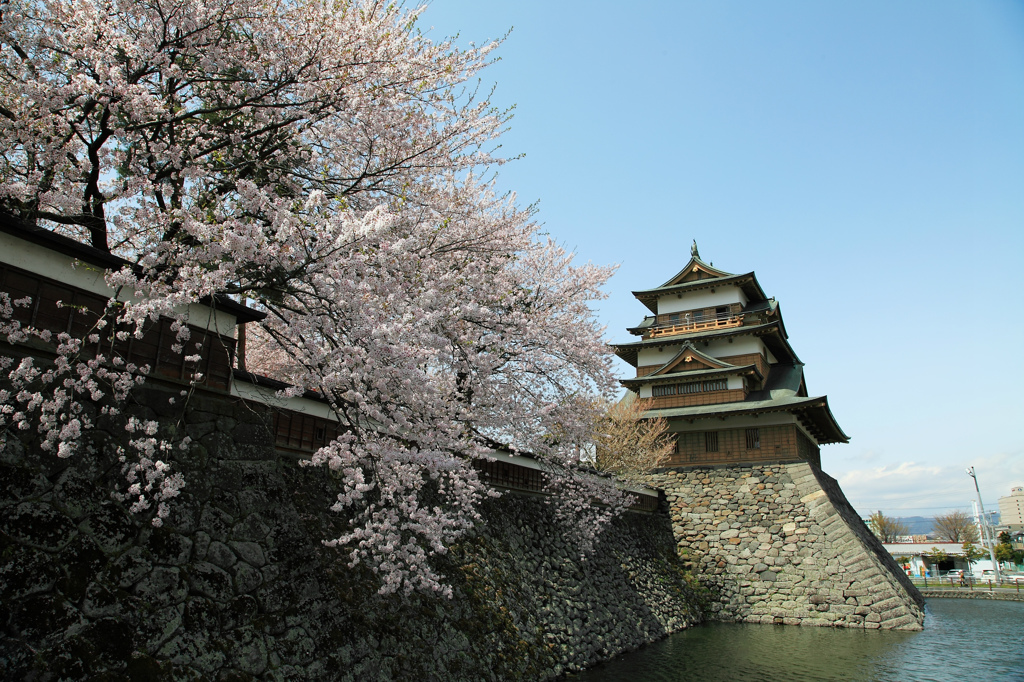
[705,431,719,452]
[679,381,701,394]
[652,384,677,397]
[746,428,761,449]
[703,379,728,392]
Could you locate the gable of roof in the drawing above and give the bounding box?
[660,256,733,287]
[652,343,732,375]
[620,363,761,390]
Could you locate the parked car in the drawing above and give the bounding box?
[943,569,964,579]
[1003,573,1024,584]
[975,569,997,580]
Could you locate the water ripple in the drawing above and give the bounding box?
[571,599,1024,682]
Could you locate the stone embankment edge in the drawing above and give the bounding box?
[649,461,925,631]
[920,590,1024,602]
[0,382,706,681]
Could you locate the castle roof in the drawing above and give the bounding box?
[632,259,768,313]
[657,256,734,285]
[650,342,733,372]
[619,364,761,388]
[611,320,800,366]
[643,394,849,445]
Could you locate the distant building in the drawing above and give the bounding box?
[882,542,992,578]
[998,487,1024,531]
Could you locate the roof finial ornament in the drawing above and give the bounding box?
[691,239,700,260]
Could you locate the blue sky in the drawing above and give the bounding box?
[422,1,1024,519]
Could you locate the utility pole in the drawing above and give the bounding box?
[966,467,1001,583]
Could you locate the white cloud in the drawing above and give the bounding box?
[836,451,1024,517]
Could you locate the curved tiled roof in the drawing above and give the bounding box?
[643,394,849,445]
[611,321,800,366]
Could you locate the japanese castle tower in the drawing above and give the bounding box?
[613,241,849,467]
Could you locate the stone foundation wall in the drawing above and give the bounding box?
[647,461,925,630]
[0,383,706,681]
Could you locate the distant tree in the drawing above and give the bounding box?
[927,547,949,564]
[868,511,909,543]
[961,542,987,574]
[932,510,980,543]
[995,543,1015,564]
[592,396,675,483]
[994,532,1022,565]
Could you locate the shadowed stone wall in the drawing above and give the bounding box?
[647,462,925,630]
[0,382,705,681]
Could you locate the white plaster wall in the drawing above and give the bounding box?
[702,336,766,359]
[637,336,776,368]
[231,379,341,421]
[657,285,747,315]
[637,344,681,367]
[638,385,652,398]
[0,231,239,336]
[1,231,112,297]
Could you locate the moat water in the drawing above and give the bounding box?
[572,598,1024,681]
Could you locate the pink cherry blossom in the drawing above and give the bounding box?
[0,0,628,595]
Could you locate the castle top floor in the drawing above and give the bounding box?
[627,242,779,342]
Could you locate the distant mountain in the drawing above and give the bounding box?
[897,516,934,535]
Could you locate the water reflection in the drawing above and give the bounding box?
[572,599,1024,681]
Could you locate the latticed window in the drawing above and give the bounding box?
[705,431,719,452]
[651,378,729,398]
[746,427,761,449]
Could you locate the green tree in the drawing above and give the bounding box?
[994,532,1022,566]
[927,547,949,566]
[995,543,1015,563]
[961,542,987,574]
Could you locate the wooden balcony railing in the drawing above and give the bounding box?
[645,312,744,339]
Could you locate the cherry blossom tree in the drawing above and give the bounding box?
[0,0,625,594]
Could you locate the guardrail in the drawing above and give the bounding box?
[645,312,744,338]
[908,576,1024,594]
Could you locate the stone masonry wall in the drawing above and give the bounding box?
[647,461,925,631]
[0,382,706,681]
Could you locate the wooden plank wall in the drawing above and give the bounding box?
[0,262,235,391]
